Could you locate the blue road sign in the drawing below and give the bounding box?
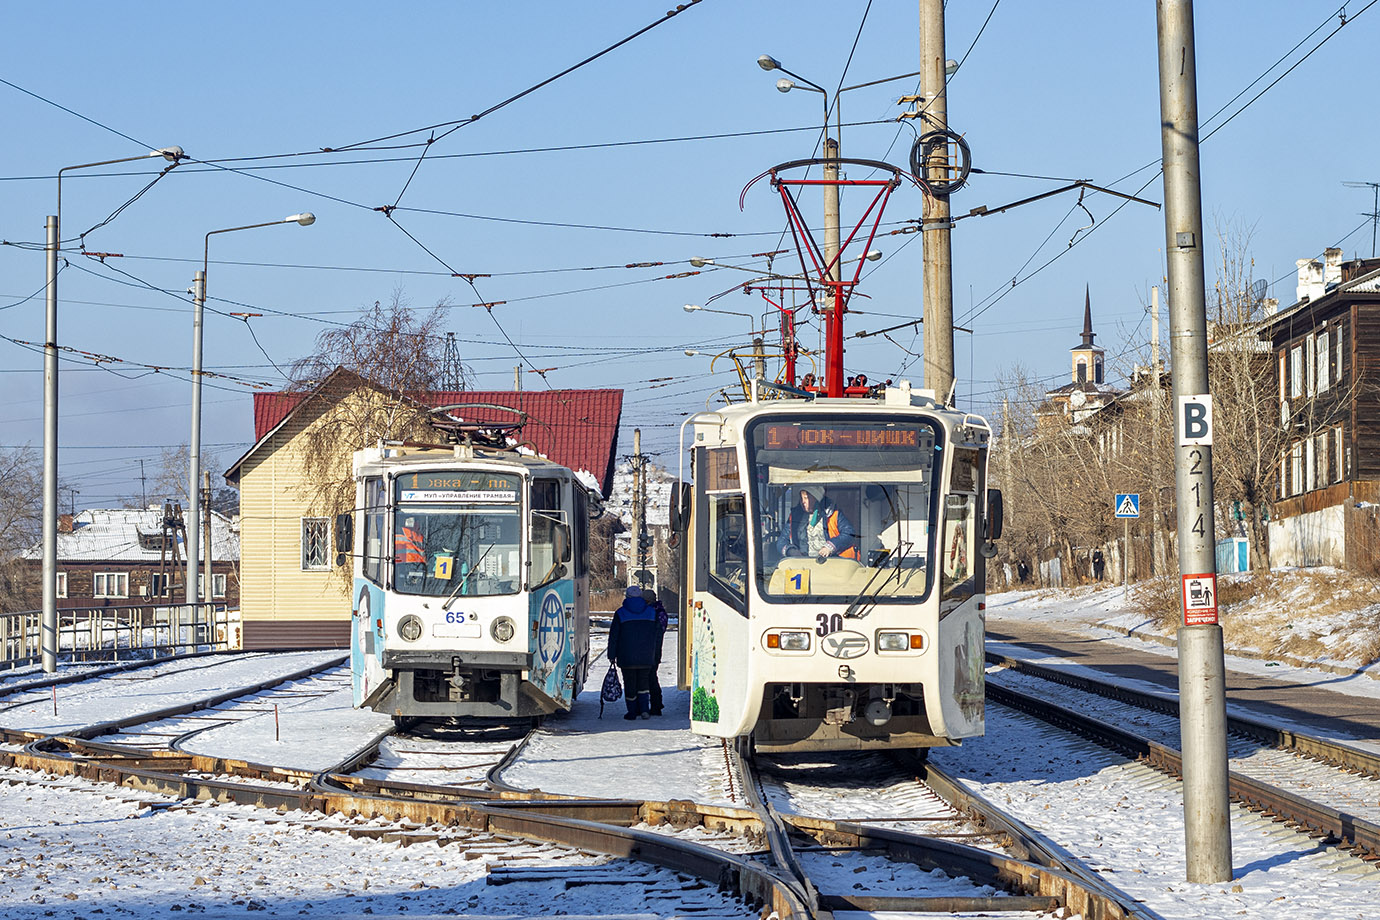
[1114,493,1140,519]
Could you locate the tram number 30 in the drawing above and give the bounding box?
[816,613,844,636]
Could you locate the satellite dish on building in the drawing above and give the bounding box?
[1250,279,1268,302]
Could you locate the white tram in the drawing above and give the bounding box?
[348,443,592,721]
[674,382,1002,753]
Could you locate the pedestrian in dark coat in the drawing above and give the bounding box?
[608,585,661,720]
[643,589,669,716]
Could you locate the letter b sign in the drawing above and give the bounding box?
[1177,395,1213,446]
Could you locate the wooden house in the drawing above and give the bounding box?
[1255,249,1380,566]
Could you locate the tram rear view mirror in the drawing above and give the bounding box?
[984,488,1004,541]
[554,522,571,563]
[334,512,353,566]
[669,482,691,531]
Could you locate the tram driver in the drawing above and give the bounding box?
[394,516,426,584]
[779,485,858,561]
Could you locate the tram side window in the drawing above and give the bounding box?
[572,486,589,577]
[708,493,748,604]
[940,448,980,612]
[363,477,387,586]
[530,478,571,589]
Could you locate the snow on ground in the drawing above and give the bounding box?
[988,583,1380,704]
[180,681,393,772]
[0,651,345,735]
[6,593,1380,918]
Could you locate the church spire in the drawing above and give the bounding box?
[1081,285,1096,347]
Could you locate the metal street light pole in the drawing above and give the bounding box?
[187,214,315,618]
[41,146,184,674]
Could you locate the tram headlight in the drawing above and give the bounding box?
[491,616,516,643]
[397,615,423,642]
[876,630,920,652]
[765,629,811,651]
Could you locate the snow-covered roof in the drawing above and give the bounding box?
[22,507,239,563]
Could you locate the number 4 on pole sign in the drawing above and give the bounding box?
[1178,394,1213,446]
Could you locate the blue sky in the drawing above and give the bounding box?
[2,2,1375,503]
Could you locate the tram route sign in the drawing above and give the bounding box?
[1182,573,1218,625]
[1114,493,1140,519]
[1178,394,1213,446]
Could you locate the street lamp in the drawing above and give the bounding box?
[41,146,185,673]
[187,213,315,614]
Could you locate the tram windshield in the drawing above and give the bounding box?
[392,472,522,597]
[746,416,940,604]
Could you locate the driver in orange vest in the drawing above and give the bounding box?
[781,486,858,561]
[394,517,425,564]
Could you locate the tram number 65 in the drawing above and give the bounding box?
[816,613,844,636]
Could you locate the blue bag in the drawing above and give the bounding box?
[598,664,622,718]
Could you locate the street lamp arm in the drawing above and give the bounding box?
[57,147,187,213]
[204,214,316,274]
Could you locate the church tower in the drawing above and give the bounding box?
[1070,286,1105,385]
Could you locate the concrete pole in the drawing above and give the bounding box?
[187,270,205,610]
[1156,0,1232,882]
[920,0,955,403]
[41,216,59,673]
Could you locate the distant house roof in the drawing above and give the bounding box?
[22,507,239,564]
[232,369,624,495]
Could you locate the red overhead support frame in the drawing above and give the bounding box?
[742,158,930,397]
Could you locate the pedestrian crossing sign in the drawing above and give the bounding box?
[1114,493,1140,519]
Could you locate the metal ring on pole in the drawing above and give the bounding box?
[910,129,971,197]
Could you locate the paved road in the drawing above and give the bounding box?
[987,617,1380,747]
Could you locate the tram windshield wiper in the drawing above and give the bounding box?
[841,549,892,619]
[442,542,495,611]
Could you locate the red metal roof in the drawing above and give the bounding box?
[250,385,624,495]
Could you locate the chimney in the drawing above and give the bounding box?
[1324,247,1344,289]
[1296,257,1325,303]
[59,514,74,533]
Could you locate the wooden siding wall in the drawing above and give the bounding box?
[1355,302,1380,478]
[237,394,353,629]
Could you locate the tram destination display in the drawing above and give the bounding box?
[397,470,521,503]
[761,423,932,450]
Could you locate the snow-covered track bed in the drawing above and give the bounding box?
[0,723,804,918]
[734,741,1137,919]
[0,650,347,741]
[988,656,1380,861]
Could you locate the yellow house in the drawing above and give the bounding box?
[224,368,623,649]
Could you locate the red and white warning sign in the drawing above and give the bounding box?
[1181,573,1218,626]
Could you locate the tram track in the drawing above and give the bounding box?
[0,664,1144,919]
[986,651,1380,862]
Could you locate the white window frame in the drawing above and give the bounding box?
[1305,333,1316,396]
[150,572,170,597]
[93,571,129,598]
[1335,323,1344,384]
[1305,437,1316,492]
[1290,442,1304,496]
[197,572,228,599]
[1316,431,1330,491]
[1290,345,1303,398]
[1335,427,1345,483]
[301,518,331,571]
[56,571,67,598]
[1317,331,1330,392]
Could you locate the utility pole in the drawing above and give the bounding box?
[919,0,955,403]
[631,429,646,586]
[1150,286,1164,575]
[203,470,213,607]
[514,365,522,392]
[1156,0,1232,883]
[822,137,843,396]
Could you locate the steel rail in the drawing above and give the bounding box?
[0,739,809,920]
[987,682,1380,861]
[988,650,1380,779]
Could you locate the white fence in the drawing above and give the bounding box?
[0,603,239,671]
